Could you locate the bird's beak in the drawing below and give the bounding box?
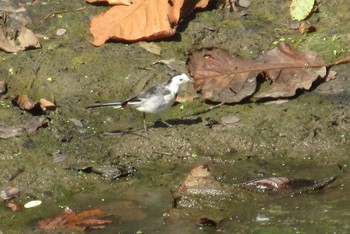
[188,78,195,83]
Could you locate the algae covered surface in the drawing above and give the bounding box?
[1,0,350,233]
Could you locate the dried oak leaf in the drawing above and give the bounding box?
[186,43,328,102]
[37,209,112,232]
[186,48,258,103]
[89,0,209,45]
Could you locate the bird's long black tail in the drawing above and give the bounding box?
[86,101,123,109]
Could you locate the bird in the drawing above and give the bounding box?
[86,73,192,131]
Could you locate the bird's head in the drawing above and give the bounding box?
[170,73,193,86]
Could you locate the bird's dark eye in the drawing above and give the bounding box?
[180,78,183,81]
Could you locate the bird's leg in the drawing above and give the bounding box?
[156,114,172,128]
[143,112,148,131]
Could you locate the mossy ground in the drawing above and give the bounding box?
[0,0,350,233]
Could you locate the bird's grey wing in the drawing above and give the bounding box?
[137,84,171,99]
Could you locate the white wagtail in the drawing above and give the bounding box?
[86,73,192,130]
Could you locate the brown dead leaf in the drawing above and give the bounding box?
[6,202,21,212]
[0,6,41,52]
[89,0,209,45]
[37,208,112,232]
[254,43,326,98]
[186,43,328,102]
[299,22,316,34]
[12,95,35,110]
[0,117,47,139]
[12,95,57,112]
[39,98,57,111]
[186,48,258,102]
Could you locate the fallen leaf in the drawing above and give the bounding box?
[39,98,57,111]
[37,208,112,232]
[12,95,35,110]
[0,117,47,139]
[6,202,21,212]
[0,6,41,52]
[253,43,326,98]
[186,43,328,102]
[299,22,316,34]
[12,95,57,113]
[25,117,48,134]
[239,175,337,195]
[138,41,161,55]
[89,0,209,45]
[0,125,26,139]
[186,47,258,102]
[290,0,315,21]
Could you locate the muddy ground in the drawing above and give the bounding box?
[1,0,350,233]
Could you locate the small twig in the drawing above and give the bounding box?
[40,7,86,23]
[185,102,224,117]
